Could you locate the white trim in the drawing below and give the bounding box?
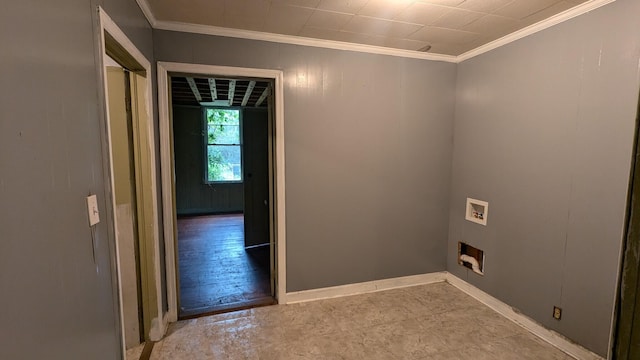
[97,5,163,347]
[97,12,126,357]
[457,0,616,62]
[99,9,151,71]
[153,21,457,63]
[135,0,157,27]
[273,70,287,305]
[285,272,448,304]
[445,273,604,360]
[157,62,287,320]
[156,64,177,323]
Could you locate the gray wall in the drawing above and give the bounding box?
[155,31,457,291]
[6,0,634,356]
[0,0,153,359]
[449,0,640,356]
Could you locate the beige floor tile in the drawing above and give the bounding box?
[150,282,577,360]
[425,332,575,360]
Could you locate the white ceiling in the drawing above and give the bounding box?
[145,0,592,56]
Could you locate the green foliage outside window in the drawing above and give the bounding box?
[206,109,241,182]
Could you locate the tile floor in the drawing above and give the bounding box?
[150,282,574,359]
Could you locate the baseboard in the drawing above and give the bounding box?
[285,272,448,304]
[445,273,604,360]
[285,272,603,359]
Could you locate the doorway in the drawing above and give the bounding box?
[97,7,164,359]
[104,54,145,350]
[158,63,287,322]
[171,79,274,318]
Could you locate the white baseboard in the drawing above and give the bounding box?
[285,272,448,304]
[445,273,604,360]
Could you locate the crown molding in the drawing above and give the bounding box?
[457,0,616,62]
[153,20,458,63]
[137,0,616,64]
[136,0,157,27]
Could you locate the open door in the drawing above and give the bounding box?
[98,9,164,356]
[106,64,144,348]
[242,84,276,298]
[243,104,271,249]
[104,57,157,351]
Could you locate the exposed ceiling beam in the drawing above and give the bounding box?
[208,78,217,100]
[255,86,270,107]
[186,77,202,102]
[241,81,256,107]
[200,100,232,106]
[228,80,236,106]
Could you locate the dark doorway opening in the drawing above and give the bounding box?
[170,74,276,319]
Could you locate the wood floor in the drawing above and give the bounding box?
[177,214,273,318]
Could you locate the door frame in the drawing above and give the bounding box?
[96,7,165,353]
[158,62,287,322]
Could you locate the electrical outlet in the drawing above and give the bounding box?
[553,306,562,320]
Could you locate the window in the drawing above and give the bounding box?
[205,108,241,182]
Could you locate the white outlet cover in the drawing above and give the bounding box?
[86,194,100,226]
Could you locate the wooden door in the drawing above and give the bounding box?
[243,108,270,248]
[106,66,143,348]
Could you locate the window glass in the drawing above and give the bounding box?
[206,109,241,182]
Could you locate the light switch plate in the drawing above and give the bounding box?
[86,195,100,226]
